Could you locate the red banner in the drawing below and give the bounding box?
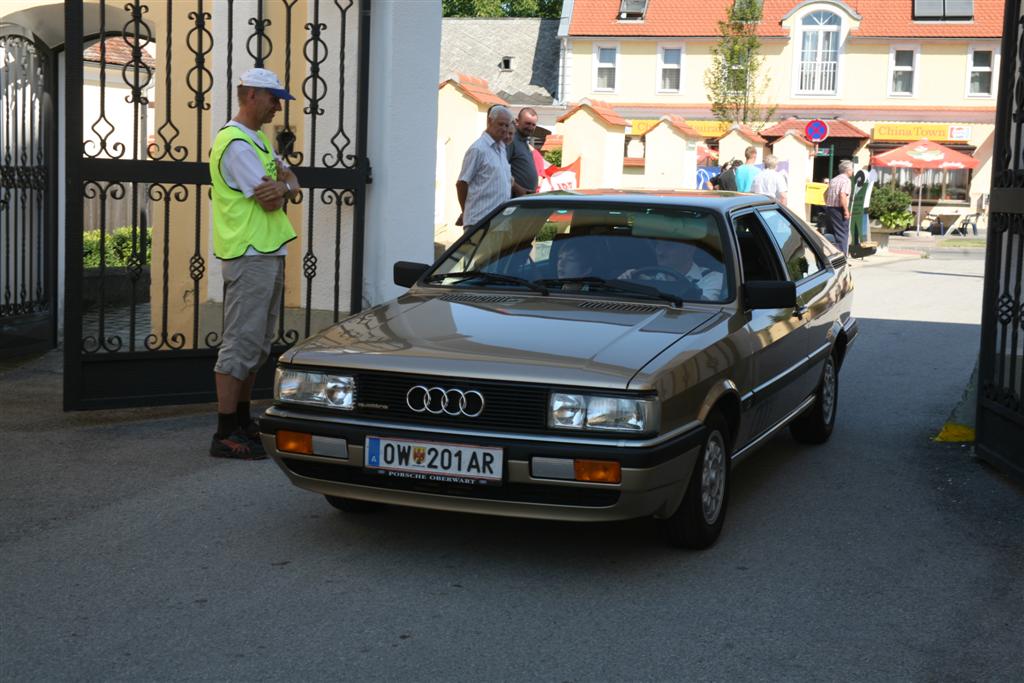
[537,157,581,193]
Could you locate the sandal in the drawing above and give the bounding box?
[209,432,266,460]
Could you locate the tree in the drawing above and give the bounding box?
[442,0,561,19]
[703,0,776,128]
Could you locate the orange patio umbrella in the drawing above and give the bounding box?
[869,139,980,234]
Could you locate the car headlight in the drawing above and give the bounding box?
[275,368,356,410]
[548,393,657,433]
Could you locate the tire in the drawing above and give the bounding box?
[664,412,731,550]
[790,351,838,444]
[324,495,383,513]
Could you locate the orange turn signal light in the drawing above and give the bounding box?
[276,430,313,455]
[574,459,621,484]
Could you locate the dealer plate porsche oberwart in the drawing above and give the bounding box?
[365,436,503,485]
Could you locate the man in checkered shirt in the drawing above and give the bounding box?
[823,160,855,253]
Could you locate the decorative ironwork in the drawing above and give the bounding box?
[325,0,355,168]
[976,0,1024,481]
[64,0,373,408]
[1,30,54,351]
[149,0,186,161]
[246,4,273,69]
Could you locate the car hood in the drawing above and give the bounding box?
[281,291,717,389]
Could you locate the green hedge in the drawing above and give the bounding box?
[83,226,153,268]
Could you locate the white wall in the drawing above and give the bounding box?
[363,0,440,307]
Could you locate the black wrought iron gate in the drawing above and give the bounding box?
[64,0,372,409]
[0,30,58,358]
[977,0,1024,481]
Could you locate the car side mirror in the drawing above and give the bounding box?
[394,261,430,288]
[743,281,796,309]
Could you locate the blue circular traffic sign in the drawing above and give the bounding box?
[805,119,830,143]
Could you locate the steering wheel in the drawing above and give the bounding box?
[625,266,704,299]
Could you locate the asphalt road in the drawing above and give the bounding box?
[2,255,1021,682]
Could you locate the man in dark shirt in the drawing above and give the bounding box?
[717,159,741,191]
[508,107,539,196]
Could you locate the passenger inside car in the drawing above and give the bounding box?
[553,234,601,279]
[619,239,725,301]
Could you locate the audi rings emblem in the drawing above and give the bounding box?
[406,385,485,418]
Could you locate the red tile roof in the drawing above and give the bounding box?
[623,157,646,167]
[773,130,816,148]
[541,134,563,150]
[557,98,628,127]
[761,117,870,139]
[83,37,156,68]
[724,124,768,144]
[647,114,703,139]
[568,1,1003,38]
[439,73,508,107]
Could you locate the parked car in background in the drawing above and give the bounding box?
[261,190,857,548]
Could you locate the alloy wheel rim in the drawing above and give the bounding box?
[822,358,836,423]
[701,431,726,525]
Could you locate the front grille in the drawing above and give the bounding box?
[354,371,550,433]
[283,458,620,507]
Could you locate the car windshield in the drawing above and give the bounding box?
[428,204,732,303]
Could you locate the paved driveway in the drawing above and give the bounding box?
[1,255,1021,681]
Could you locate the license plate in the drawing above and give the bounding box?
[364,436,503,485]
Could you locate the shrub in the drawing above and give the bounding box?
[541,148,562,167]
[82,226,153,268]
[869,185,914,230]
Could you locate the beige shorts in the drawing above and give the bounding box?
[214,255,285,381]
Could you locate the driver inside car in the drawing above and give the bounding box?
[618,239,725,301]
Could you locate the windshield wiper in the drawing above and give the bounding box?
[426,270,549,295]
[537,277,683,307]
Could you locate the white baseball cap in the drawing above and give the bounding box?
[239,67,295,100]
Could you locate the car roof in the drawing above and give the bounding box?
[508,189,775,212]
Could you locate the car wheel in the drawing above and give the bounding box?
[324,495,383,513]
[664,412,730,549]
[790,351,838,444]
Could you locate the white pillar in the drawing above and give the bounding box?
[363,0,440,307]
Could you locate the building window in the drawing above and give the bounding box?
[889,47,917,96]
[618,0,647,21]
[913,0,974,21]
[595,45,617,91]
[658,45,682,93]
[967,48,993,96]
[798,11,840,94]
[500,56,513,71]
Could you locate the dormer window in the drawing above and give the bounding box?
[618,0,647,21]
[913,0,974,20]
[500,56,513,71]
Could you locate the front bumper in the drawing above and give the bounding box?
[260,407,705,522]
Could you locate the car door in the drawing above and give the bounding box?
[761,205,839,389]
[757,207,832,403]
[729,209,812,447]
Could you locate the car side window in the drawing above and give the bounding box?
[731,212,782,282]
[758,208,823,282]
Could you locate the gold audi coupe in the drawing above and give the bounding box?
[261,191,857,548]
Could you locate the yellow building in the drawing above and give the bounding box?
[559,0,1001,206]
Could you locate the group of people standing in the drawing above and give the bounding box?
[709,145,855,253]
[455,105,542,231]
[709,146,788,207]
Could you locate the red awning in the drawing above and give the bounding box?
[870,139,979,170]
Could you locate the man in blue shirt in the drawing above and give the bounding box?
[735,146,760,193]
